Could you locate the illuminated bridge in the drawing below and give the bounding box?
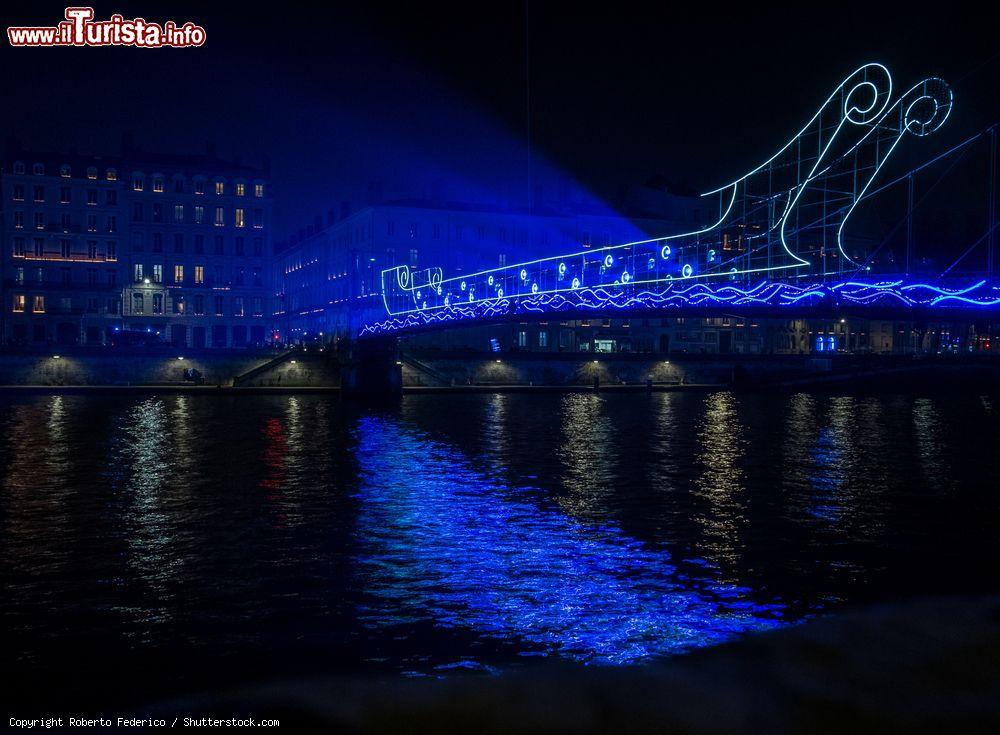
[359,63,1000,339]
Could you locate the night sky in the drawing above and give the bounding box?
[2,2,998,241]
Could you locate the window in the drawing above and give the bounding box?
[214,295,224,315]
[13,161,25,174]
[215,181,225,196]
[194,295,205,315]
[13,237,25,256]
[12,184,24,201]
[59,187,70,204]
[235,267,245,286]
[174,234,184,253]
[214,236,224,255]
[32,163,44,176]
[32,295,45,313]
[132,175,143,191]
[106,190,117,205]
[174,264,184,283]
[254,183,264,197]
[12,294,25,312]
[194,205,204,224]
[60,213,71,231]
[60,164,71,177]
[132,203,143,222]
[152,233,163,253]
[131,232,144,252]
[134,263,144,281]
[15,267,24,284]
[153,177,164,193]
[152,293,163,314]
[34,186,45,202]
[33,238,43,257]
[235,208,245,228]
[87,241,97,259]
[107,215,117,233]
[87,214,97,232]
[106,269,117,286]
[152,264,162,283]
[107,241,116,260]
[235,182,245,197]
[87,166,97,180]
[60,239,70,258]
[194,234,204,254]
[107,297,119,314]
[194,265,204,284]
[235,237,244,255]
[174,178,184,193]
[214,207,224,226]
[106,168,117,181]
[132,293,144,314]
[253,209,263,228]
[252,267,262,286]
[87,269,97,285]
[174,204,184,223]
[233,296,244,316]
[152,203,163,222]
[194,179,205,195]
[539,331,548,348]
[87,189,97,205]
[34,213,45,230]
[252,297,262,316]
[14,211,24,229]
[518,331,527,347]
[253,238,263,256]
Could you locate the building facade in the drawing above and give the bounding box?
[1,142,273,348]
[273,199,705,344]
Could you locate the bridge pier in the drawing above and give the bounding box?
[340,336,402,399]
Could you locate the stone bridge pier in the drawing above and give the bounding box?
[340,335,401,398]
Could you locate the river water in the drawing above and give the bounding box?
[2,391,999,706]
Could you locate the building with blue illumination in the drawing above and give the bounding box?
[273,195,704,344]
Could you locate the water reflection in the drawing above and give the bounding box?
[694,392,748,568]
[557,394,618,518]
[353,415,783,666]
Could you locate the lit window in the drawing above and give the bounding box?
[152,264,162,283]
[215,181,224,196]
[32,295,44,313]
[235,182,245,197]
[194,265,204,284]
[106,168,117,181]
[132,293,144,314]
[87,166,97,180]
[174,264,184,283]
[12,294,25,312]
[539,331,548,348]
[153,178,164,193]
[134,263,143,281]
[132,175,143,191]
[235,208,245,228]
[254,183,264,198]
[34,213,45,230]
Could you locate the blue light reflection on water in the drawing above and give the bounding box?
[352,416,785,666]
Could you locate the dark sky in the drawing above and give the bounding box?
[2,2,998,239]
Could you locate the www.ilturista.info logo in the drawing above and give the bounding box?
[7,7,206,48]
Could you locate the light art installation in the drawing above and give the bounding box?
[369,64,963,336]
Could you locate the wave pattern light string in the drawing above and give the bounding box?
[361,279,1000,336]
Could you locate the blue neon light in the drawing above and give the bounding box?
[360,278,1000,336]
